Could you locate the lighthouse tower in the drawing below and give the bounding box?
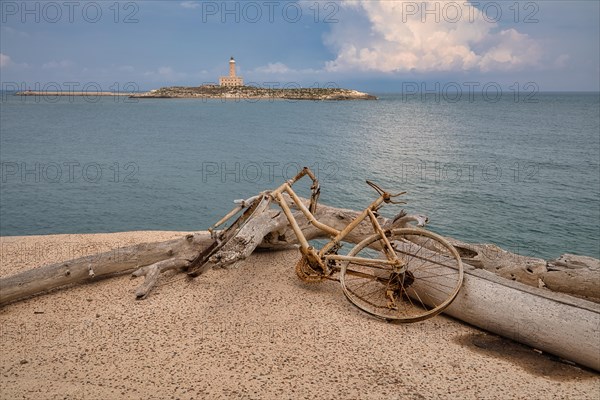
[229,57,236,77]
[219,57,244,87]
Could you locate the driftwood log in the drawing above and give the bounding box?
[445,265,599,372]
[447,240,600,302]
[1,198,599,371]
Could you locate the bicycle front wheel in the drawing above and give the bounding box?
[339,228,463,322]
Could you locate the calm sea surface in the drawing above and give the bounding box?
[1,92,599,259]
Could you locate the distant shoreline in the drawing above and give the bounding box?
[15,91,130,96]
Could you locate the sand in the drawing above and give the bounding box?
[1,231,598,399]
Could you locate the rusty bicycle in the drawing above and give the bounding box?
[188,167,464,322]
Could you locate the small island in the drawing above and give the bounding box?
[129,85,377,101]
[133,57,376,101]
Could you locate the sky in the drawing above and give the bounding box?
[1,0,599,92]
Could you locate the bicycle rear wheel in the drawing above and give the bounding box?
[339,228,463,322]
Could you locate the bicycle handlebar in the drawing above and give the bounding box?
[366,180,406,204]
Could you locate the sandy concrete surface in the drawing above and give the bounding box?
[1,232,598,399]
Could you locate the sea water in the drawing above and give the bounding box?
[1,92,598,259]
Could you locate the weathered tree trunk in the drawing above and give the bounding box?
[447,240,600,302]
[0,233,213,304]
[445,265,600,372]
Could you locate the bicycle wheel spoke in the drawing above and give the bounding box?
[345,276,377,291]
[402,282,416,310]
[346,286,386,310]
[413,271,461,280]
[407,256,429,274]
[359,283,389,300]
[409,287,428,310]
[411,288,437,309]
[411,257,452,274]
[411,277,458,292]
[408,237,426,264]
[396,248,458,271]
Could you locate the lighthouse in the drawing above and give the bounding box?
[219,57,244,87]
[229,57,236,77]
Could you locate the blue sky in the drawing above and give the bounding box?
[1,1,599,91]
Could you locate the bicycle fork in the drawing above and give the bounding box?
[366,208,407,274]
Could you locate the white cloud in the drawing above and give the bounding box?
[0,53,12,68]
[42,60,73,69]
[180,1,200,9]
[118,65,135,72]
[479,29,542,72]
[0,53,30,70]
[324,0,542,73]
[143,66,188,82]
[251,62,319,76]
[254,62,292,74]
[553,54,570,69]
[158,66,175,76]
[1,26,29,38]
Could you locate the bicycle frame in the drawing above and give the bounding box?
[269,168,404,272]
[202,167,405,275]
